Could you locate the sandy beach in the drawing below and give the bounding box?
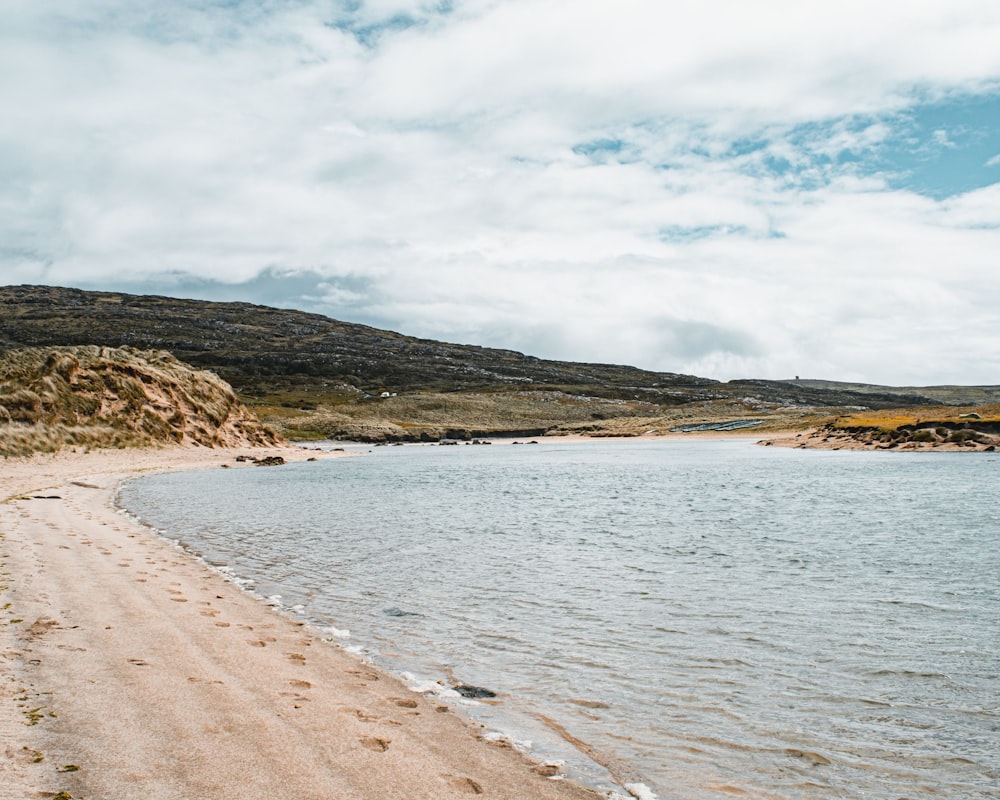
[1,446,600,800]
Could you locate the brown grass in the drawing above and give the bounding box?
[1,346,280,457]
[255,391,836,442]
[831,404,1000,432]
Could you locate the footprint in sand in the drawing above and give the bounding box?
[359,736,391,752]
[279,690,311,708]
[448,776,484,795]
[289,679,312,689]
[287,653,306,664]
[214,622,231,627]
[391,697,419,709]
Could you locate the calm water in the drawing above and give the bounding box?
[118,440,1000,799]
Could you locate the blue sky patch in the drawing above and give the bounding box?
[876,92,1000,198]
[326,13,423,47]
[573,138,626,160]
[658,224,750,242]
[723,91,1000,198]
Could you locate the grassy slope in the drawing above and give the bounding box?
[0,346,280,457]
[254,391,839,442]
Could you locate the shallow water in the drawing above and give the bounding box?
[119,440,1000,799]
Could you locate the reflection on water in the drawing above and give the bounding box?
[119,441,1000,799]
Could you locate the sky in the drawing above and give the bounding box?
[2,1,999,386]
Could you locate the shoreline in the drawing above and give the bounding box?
[0,445,603,800]
[331,429,802,448]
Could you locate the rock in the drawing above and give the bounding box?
[453,684,496,699]
[253,456,286,466]
[383,607,420,617]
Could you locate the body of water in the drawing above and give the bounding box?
[118,440,1000,799]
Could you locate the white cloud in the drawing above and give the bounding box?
[1,1,1000,385]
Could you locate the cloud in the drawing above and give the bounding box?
[2,1,1000,385]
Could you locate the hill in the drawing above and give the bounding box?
[0,285,944,403]
[0,284,717,398]
[788,379,1000,406]
[0,345,280,456]
[0,284,962,441]
[1,285,947,406]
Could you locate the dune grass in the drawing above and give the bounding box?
[1,346,279,457]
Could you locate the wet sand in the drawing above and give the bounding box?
[0,446,600,800]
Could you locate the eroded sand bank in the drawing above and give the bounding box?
[0,446,599,800]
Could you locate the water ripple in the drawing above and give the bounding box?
[120,440,1000,799]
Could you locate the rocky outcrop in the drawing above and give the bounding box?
[789,417,1000,451]
[0,346,281,456]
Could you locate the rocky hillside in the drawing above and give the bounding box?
[789,379,1000,406]
[0,346,281,456]
[0,285,938,412]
